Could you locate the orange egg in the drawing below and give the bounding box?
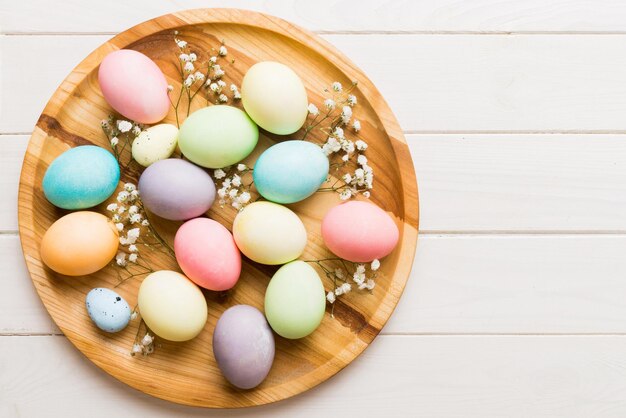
[41,211,119,276]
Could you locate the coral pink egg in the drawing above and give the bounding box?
[174,218,242,291]
[98,50,169,124]
[321,201,399,263]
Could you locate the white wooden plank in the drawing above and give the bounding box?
[5,134,626,233]
[6,233,626,335]
[5,35,626,133]
[4,0,626,34]
[2,334,626,417]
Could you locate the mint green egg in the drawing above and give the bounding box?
[178,105,259,169]
[264,261,326,339]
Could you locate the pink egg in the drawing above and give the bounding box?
[98,50,169,124]
[321,201,399,262]
[174,218,242,291]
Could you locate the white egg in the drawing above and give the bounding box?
[132,124,178,167]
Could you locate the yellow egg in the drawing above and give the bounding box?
[40,211,119,276]
[241,61,308,135]
[131,124,178,167]
[138,271,208,341]
[233,201,307,265]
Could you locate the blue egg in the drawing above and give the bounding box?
[85,288,131,333]
[43,145,120,209]
[253,141,329,204]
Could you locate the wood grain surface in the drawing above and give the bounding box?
[16,8,418,408]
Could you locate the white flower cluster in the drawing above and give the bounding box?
[214,164,253,210]
[101,117,143,162]
[131,332,155,356]
[325,259,380,305]
[106,183,149,266]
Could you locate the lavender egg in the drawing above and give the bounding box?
[138,158,215,221]
[213,305,275,389]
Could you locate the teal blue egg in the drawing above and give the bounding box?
[43,146,120,209]
[253,141,329,204]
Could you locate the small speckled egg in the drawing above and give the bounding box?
[241,62,308,135]
[138,270,208,342]
[233,202,307,265]
[138,158,216,221]
[41,211,119,276]
[253,140,329,204]
[174,218,241,291]
[213,305,275,389]
[178,106,259,169]
[98,49,169,124]
[264,261,325,339]
[322,201,399,262]
[132,124,178,167]
[42,145,120,210]
[85,288,131,333]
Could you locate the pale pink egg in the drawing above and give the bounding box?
[98,50,169,124]
[321,201,399,263]
[174,218,242,291]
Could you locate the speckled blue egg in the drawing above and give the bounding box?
[85,288,131,333]
[253,140,329,204]
[43,146,120,209]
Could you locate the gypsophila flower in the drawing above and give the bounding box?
[130,311,138,320]
[194,71,205,82]
[128,205,138,215]
[129,244,138,253]
[117,191,129,202]
[219,94,228,103]
[189,53,197,62]
[141,219,149,227]
[230,84,238,92]
[371,259,380,271]
[117,120,132,133]
[307,103,319,116]
[214,169,226,179]
[339,189,352,200]
[112,214,121,222]
[341,282,352,294]
[141,334,153,346]
[324,98,336,110]
[115,223,124,232]
[219,45,228,56]
[124,183,136,192]
[167,84,174,92]
[332,81,342,92]
[107,203,118,212]
[228,189,238,198]
[179,53,189,62]
[116,252,127,267]
[347,94,357,106]
[363,191,371,198]
[326,291,336,303]
[237,164,247,171]
[233,91,241,99]
[128,253,138,263]
[213,65,224,78]
[238,191,251,204]
[341,106,352,124]
[184,75,194,88]
[117,206,126,214]
[357,154,368,165]
[209,82,219,93]
[130,213,142,224]
[176,39,187,48]
[110,137,119,147]
[353,120,361,132]
[217,80,226,88]
[132,125,141,136]
[132,344,143,354]
[231,174,242,187]
[130,190,139,200]
[209,56,217,64]
[355,139,367,151]
[342,173,352,183]
[342,153,350,162]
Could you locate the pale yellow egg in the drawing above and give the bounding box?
[131,124,178,167]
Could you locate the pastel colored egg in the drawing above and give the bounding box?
[213,305,275,389]
[264,261,325,339]
[138,158,216,221]
[42,145,120,210]
[85,288,131,333]
[178,105,258,168]
[241,62,308,135]
[233,202,307,265]
[40,211,119,276]
[253,140,329,204]
[322,201,399,262]
[132,124,178,167]
[98,49,169,124]
[174,218,241,291]
[138,270,208,342]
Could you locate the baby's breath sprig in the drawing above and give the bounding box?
[130,311,157,357]
[101,116,143,168]
[213,163,253,210]
[302,81,373,200]
[305,257,380,316]
[170,33,240,127]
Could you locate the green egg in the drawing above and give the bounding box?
[264,261,326,339]
[178,105,259,169]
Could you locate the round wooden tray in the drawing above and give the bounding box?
[17,8,419,408]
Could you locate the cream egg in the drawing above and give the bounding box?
[132,124,178,167]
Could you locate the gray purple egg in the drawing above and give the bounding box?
[138,158,215,221]
[212,305,275,389]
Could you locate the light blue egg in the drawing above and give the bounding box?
[85,288,131,333]
[43,145,120,209]
[253,141,329,204]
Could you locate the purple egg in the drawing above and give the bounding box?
[138,158,215,221]
[213,305,275,389]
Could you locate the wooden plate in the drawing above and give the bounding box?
[17,8,419,408]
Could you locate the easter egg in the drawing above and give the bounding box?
[138,271,207,341]
[85,288,131,333]
[132,124,178,167]
[241,61,308,135]
[213,305,275,389]
[138,158,216,221]
[233,202,307,265]
[264,261,325,339]
[40,211,119,276]
[42,145,120,210]
[178,106,258,169]
[322,201,399,262]
[253,140,329,204]
[98,49,169,124]
[174,218,241,291]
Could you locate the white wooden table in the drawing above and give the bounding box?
[3,1,626,416]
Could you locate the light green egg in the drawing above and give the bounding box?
[264,260,326,339]
[132,124,178,167]
[178,105,259,169]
